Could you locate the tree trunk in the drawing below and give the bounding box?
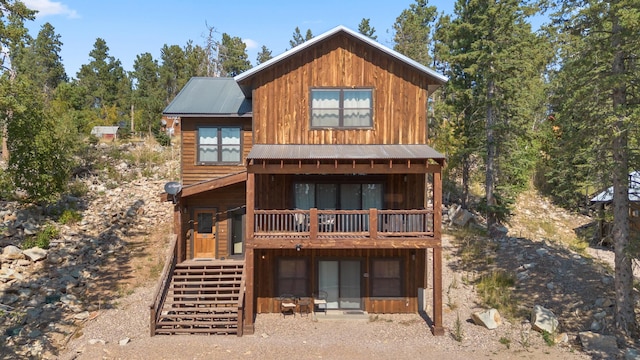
[485,78,497,230]
[610,9,637,336]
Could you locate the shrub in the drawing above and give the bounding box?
[59,209,82,225]
[22,225,58,249]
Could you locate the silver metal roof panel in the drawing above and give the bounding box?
[163,77,252,116]
[247,144,445,160]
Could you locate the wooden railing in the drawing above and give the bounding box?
[254,208,434,238]
[236,272,246,337]
[149,235,177,337]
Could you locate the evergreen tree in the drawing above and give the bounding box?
[392,0,438,66]
[219,33,251,77]
[435,0,549,229]
[29,22,67,96]
[256,45,273,65]
[159,44,187,104]
[358,18,377,40]
[289,26,312,48]
[76,38,129,111]
[131,52,163,133]
[546,0,640,335]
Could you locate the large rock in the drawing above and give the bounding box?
[472,308,501,329]
[452,209,474,227]
[579,331,619,357]
[23,247,48,262]
[531,305,559,333]
[3,245,24,260]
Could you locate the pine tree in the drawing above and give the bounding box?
[392,0,438,66]
[219,33,251,77]
[358,18,377,40]
[547,0,640,335]
[256,45,273,65]
[289,27,312,48]
[435,0,549,229]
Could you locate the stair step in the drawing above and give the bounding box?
[173,273,242,282]
[171,281,240,289]
[170,286,240,292]
[162,307,239,314]
[165,296,239,302]
[164,299,238,306]
[154,327,237,335]
[159,312,237,319]
[174,267,243,272]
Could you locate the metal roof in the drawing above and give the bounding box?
[163,77,252,116]
[591,171,640,203]
[247,144,445,161]
[234,25,448,85]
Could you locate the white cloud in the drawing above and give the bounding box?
[22,0,79,19]
[243,38,259,50]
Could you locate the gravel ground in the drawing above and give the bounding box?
[57,234,594,360]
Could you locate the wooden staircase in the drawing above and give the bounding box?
[153,259,245,335]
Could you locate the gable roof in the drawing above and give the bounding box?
[234,25,448,94]
[163,77,252,117]
[591,171,640,203]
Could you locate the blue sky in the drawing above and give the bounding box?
[22,0,459,78]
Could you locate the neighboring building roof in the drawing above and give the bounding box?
[591,171,640,203]
[90,126,119,136]
[235,25,448,86]
[247,144,445,161]
[163,77,252,117]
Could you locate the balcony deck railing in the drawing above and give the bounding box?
[253,208,434,239]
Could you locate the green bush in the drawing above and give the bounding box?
[59,209,82,225]
[22,225,58,249]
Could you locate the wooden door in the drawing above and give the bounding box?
[194,209,216,258]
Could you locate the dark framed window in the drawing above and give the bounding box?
[197,126,241,164]
[277,258,308,297]
[293,182,383,210]
[311,88,373,128]
[371,259,402,297]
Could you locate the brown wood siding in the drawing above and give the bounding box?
[248,33,432,145]
[180,117,252,186]
[181,183,246,259]
[255,248,425,314]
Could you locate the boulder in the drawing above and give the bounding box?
[452,208,474,227]
[3,245,24,260]
[472,308,501,329]
[23,247,47,262]
[579,331,619,357]
[531,305,559,333]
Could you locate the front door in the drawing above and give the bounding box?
[194,209,216,259]
[318,260,362,309]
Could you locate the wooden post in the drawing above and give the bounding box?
[310,208,318,240]
[174,204,183,262]
[370,208,378,239]
[432,168,444,335]
[244,172,255,334]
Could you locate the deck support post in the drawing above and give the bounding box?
[431,168,444,336]
[244,172,256,334]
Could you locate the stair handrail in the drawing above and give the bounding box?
[149,234,177,337]
[236,269,246,337]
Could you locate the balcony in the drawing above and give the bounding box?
[251,209,437,248]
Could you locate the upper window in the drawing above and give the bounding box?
[311,89,373,128]
[197,126,241,164]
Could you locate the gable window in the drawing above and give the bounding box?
[197,126,241,164]
[311,89,373,128]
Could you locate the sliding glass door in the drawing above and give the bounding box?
[318,260,362,309]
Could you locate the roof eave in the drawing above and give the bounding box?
[234,25,448,86]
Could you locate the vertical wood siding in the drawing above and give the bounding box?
[248,33,431,145]
[255,248,426,314]
[181,117,252,186]
[181,183,246,259]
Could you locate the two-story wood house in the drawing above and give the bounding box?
[151,25,447,337]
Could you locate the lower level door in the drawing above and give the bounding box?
[193,209,216,258]
[318,260,361,309]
